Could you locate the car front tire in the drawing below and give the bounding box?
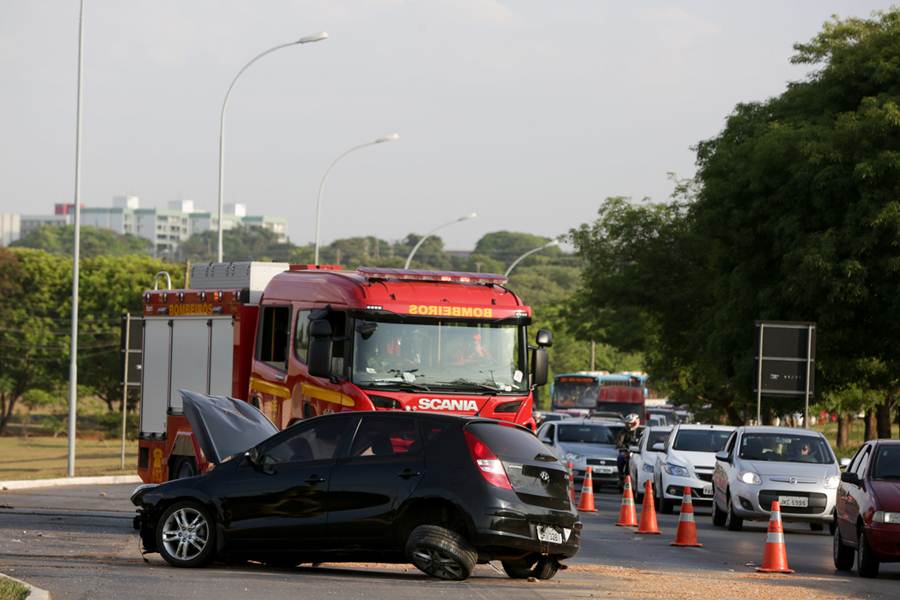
[156,501,215,568]
[711,495,726,527]
[725,493,743,531]
[856,530,880,578]
[833,527,854,571]
[406,525,476,581]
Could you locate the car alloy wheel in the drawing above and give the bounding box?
[412,547,466,579]
[406,525,476,581]
[157,503,213,567]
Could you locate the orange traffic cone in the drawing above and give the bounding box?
[577,466,597,512]
[636,480,661,534]
[567,460,576,504]
[615,475,638,527]
[757,500,793,573]
[671,487,702,547]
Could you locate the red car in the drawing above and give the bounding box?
[834,440,900,577]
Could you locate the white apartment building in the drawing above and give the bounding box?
[0,213,21,246]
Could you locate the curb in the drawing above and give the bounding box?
[0,572,51,600]
[0,475,141,491]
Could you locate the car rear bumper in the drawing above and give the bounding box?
[866,523,900,561]
[472,506,581,560]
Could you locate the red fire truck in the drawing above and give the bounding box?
[136,262,551,483]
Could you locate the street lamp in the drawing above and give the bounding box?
[404,212,478,270]
[503,239,560,277]
[216,31,328,263]
[314,133,400,265]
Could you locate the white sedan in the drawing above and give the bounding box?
[652,424,735,513]
[628,426,672,501]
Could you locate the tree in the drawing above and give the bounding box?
[178,225,294,263]
[12,225,151,256]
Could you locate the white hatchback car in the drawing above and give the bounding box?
[628,426,672,501]
[652,424,735,513]
[711,426,840,532]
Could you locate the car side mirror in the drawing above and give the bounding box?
[531,348,548,387]
[715,450,732,464]
[652,442,665,452]
[840,471,860,486]
[307,319,334,379]
[535,329,552,348]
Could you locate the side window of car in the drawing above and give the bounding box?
[854,447,872,478]
[266,416,351,464]
[545,424,556,442]
[257,305,291,371]
[724,432,737,457]
[293,309,312,363]
[349,416,421,458]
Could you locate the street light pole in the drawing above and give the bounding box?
[67,0,86,477]
[314,133,399,265]
[503,239,560,277]
[404,213,478,270]
[216,32,328,263]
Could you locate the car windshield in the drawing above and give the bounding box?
[352,318,524,392]
[672,429,732,453]
[872,445,900,479]
[557,423,622,445]
[738,433,833,464]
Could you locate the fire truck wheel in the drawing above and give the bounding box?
[171,457,197,480]
[156,501,215,568]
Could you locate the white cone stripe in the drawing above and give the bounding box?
[679,512,695,523]
[622,499,634,506]
[770,511,781,520]
[766,532,784,544]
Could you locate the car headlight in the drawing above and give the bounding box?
[740,471,761,485]
[642,463,655,473]
[825,475,840,489]
[872,511,900,524]
[565,452,582,462]
[664,462,689,477]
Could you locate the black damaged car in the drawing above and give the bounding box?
[131,391,580,580]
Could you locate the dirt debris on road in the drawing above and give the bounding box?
[566,564,861,600]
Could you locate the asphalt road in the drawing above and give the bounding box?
[0,484,897,599]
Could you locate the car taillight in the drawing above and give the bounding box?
[464,430,512,490]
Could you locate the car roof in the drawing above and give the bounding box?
[646,425,673,432]
[736,426,823,437]
[557,417,624,426]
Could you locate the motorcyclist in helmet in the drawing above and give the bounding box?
[615,414,641,487]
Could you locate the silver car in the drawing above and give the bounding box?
[536,417,623,491]
[711,426,841,532]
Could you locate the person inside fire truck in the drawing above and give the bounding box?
[448,330,490,366]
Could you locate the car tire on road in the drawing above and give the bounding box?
[711,496,726,527]
[501,555,560,580]
[659,496,674,514]
[156,501,215,568]
[833,528,854,571]
[406,525,476,581]
[725,494,743,531]
[856,530,880,578]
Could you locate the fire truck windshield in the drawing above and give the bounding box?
[351,318,526,393]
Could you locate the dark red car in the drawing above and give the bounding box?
[834,440,900,577]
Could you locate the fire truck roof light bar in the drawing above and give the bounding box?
[357,267,507,285]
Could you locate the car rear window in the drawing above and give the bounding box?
[467,422,552,461]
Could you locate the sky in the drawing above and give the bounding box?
[0,0,893,250]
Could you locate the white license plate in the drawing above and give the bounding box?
[702,485,713,496]
[593,466,616,474]
[778,495,808,508]
[536,525,563,544]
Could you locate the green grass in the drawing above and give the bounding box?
[810,419,899,458]
[0,436,137,481]
[0,578,29,600]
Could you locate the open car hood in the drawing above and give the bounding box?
[181,390,279,465]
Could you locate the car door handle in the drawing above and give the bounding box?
[397,468,422,479]
[305,475,326,484]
